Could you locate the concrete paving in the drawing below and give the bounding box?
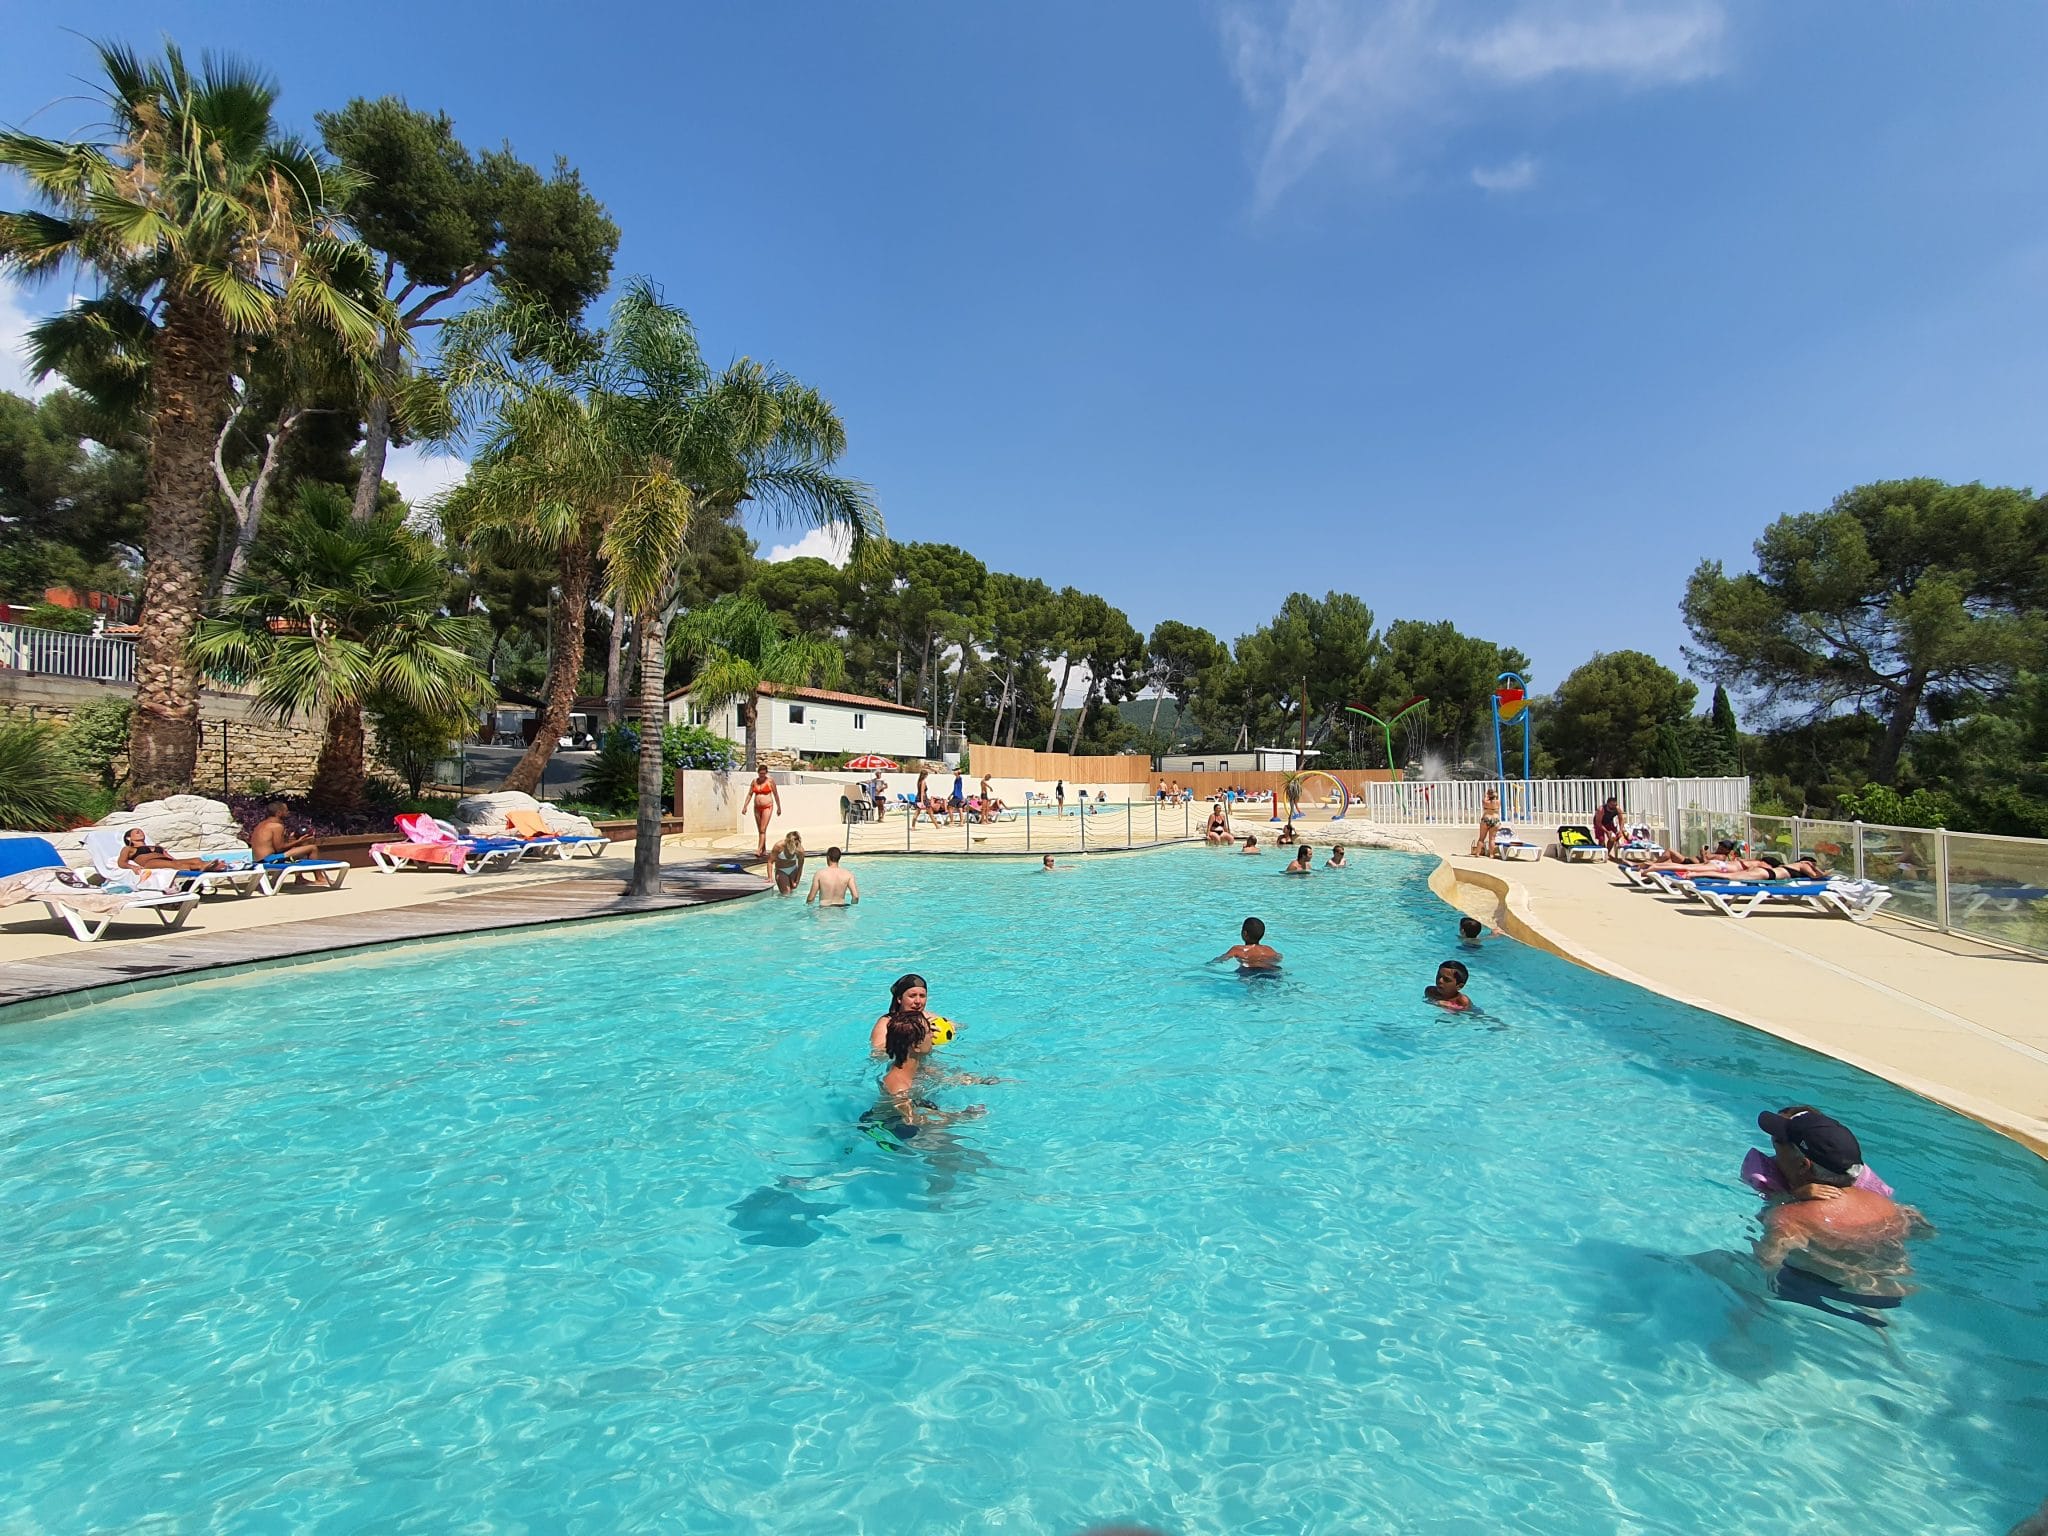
[1427,827,2048,1156]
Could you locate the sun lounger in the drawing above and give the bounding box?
[370,814,525,875]
[508,808,610,857]
[252,853,350,894]
[437,816,560,861]
[1555,825,1603,862]
[0,836,199,941]
[83,827,264,898]
[1690,877,1893,922]
[1493,825,1541,861]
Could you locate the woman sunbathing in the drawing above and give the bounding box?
[117,827,228,876]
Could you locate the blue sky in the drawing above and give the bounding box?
[5,1,2046,696]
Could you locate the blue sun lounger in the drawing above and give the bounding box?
[1689,877,1892,922]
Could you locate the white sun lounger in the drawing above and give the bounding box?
[83,827,264,898]
[0,837,199,941]
[253,855,351,894]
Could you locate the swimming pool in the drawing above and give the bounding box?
[2,848,2043,1533]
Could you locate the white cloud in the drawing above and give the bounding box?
[0,278,58,400]
[384,442,471,510]
[1471,154,1540,192]
[766,524,854,567]
[1219,0,1725,208]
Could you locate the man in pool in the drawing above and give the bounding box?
[1754,1173,1930,1306]
[1325,846,1347,869]
[1425,960,1472,1011]
[1212,916,1281,971]
[1756,1106,1871,1201]
[1285,844,1313,875]
[1042,854,1058,872]
[1238,833,1261,855]
[805,846,860,907]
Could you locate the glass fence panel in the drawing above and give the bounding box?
[1943,832,2048,956]
[1858,824,1939,927]
[1747,814,1794,860]
[1678,810,1746,859]
[1795,819,1857,871]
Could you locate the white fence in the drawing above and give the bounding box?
[0,622,136,684]
[1349,776,1751,838]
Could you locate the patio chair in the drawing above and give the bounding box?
[83,826,264,898]
[0,836,199,941]
[1493,824,1542,861]
[1555,825,1603,863]
[370,814,525,875]
[253,853,351,894]
[515,807,612,858]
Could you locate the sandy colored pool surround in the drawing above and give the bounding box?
[3,811,2042,1160]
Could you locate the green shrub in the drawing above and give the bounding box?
[370,698,470,800]
[57,696,132,790]
[1836,781,1959,830]
[21,601,95,633]
[0,716,97,830]
[577,723,737,815]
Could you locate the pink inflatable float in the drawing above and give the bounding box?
[1742,1146,1893,1198]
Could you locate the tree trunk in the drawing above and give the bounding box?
[743,699,760,771]
[307,702,367,813]
[1046,656,1074,753]
[991,658,1015,744]
[1072,685,1094,750]
[942,633,972,737]
[630,607,669,898]
[352,327,405,521]
[1872,672,1928,785]
[501,533,595,794]
[129,299,233,804]
[1149,684,1164,741]
[604,608,625,726]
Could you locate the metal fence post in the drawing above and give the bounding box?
[905,807,912,852]
[1154,800,1159,844]
[1935,827,1950,932]
[1790,815,1802,860]
[220,721,229,794]
[1080,803,1088,854]
[1025,804,1032,852]
[1853,821,1865,881]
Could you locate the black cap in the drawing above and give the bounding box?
[1757,1107,1862,1174]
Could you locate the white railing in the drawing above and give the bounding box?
[0,622,137,683]
[1350,776,1750,837]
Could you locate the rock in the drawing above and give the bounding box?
[1240,817,1433,855]
[104,795,250,853]
[452,790,600,839]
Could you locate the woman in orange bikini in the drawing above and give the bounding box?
[749,765,781,860]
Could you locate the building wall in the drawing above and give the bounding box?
[0,673,403,793]
[670,692,925,759]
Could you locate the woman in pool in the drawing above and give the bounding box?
[1239,833,1261,855]
[870,972,934,1055]
[748,765,781,860]
[1325,846,1348,869]
[1276,822,1297,846]
[771,831,806,895]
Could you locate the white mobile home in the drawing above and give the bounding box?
[665,682,928,761]
[1158,747,1317,774]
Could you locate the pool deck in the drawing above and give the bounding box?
[0,849,766,1016]
[1425,827,2048,1157]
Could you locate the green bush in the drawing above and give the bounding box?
[0,716,97,830]
[57,696,132,790]
[1836,781,1959,830]
[21,601,96,633]
[577,722,738,815]
[370,698,470,800]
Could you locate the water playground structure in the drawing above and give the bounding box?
[1273,769,1353,821]
[1492,672,1533,785]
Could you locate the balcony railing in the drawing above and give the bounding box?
[0,622,138,684]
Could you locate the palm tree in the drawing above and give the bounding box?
[192,484,490,812]
[588,281,881,895]
[671,595,845,769]
[432,294,611,797]
[0,40,384,802]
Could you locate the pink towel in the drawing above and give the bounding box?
[393,813,459,845]
[370,840,467,868]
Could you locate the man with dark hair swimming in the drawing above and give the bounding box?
[1212,916,1281,971]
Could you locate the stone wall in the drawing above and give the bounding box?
[1,673,402,795]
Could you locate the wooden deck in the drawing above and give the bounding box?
[0,861,769,1018]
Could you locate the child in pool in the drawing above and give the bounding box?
[1458,916,1494,948]
[1212,916,1281,972]
[1425,960,1472,1011]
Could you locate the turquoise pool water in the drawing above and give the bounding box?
[2,848,2043,1533]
